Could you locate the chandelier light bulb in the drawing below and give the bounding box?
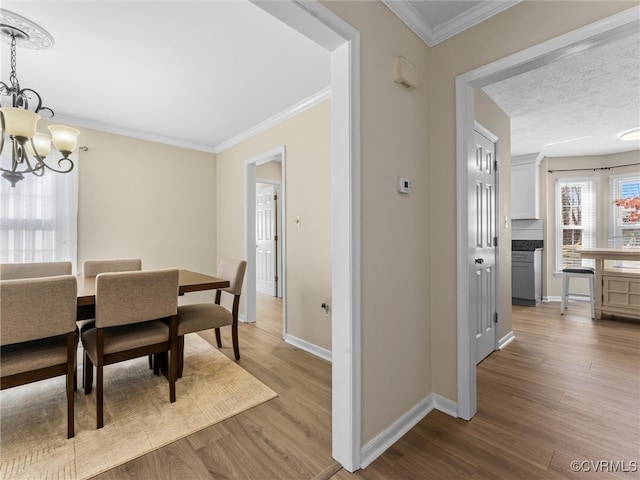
[48,125,80,154]
[0,106,40,138]
[26,132,52,157]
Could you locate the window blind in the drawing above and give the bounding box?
[555,178,596,272]
[0,150,79,271]
[609,173,640,247]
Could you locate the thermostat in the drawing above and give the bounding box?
[397,177,412,194]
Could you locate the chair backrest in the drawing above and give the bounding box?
[0,261,72,280]
[1,275,78,346]
[217,258,247,296]
[95,269,179,328]
[83,258,142,276]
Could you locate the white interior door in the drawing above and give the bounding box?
[256,185,277,296]
[471,127,498,364]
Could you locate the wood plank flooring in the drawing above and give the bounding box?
[331,302,640,480]
[94,299,639,479]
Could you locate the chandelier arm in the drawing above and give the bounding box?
[27,137,73,174]
[0,110,5,159]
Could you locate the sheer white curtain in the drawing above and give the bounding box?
[0,150,79,272]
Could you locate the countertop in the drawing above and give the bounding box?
[512,240,544,251]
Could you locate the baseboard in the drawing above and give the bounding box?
[499,331,515,349]
[284,334,332,362]
[238,313,255,324]
[360,393,457,469]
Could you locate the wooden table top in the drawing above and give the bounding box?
[577,247,640,261]
[76,269,230,306]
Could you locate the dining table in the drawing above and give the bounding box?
[576,248,640,320]
[76,269,230,306]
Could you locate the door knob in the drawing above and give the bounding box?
[475,258,484,264]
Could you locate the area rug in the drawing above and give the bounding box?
[0,334,277,479]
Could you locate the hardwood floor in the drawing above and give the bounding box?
[331,301,640,480]
[254,292,283,338]
[93,294,333,479]
[94,300,639,479]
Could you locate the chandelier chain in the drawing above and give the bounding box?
[9,34,18,88]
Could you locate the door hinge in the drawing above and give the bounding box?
[494,312,499,323]
[493,236,498,247]
[493,160,498,172]
[274,235,278,241]
[274,194,278,201]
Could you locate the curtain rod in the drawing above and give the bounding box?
[547,162,640,173]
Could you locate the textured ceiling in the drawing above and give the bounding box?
[483,30,640,158]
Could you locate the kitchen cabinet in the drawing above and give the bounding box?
[512,249,542,306]
[511,154,542,219]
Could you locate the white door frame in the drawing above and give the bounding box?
[245,147,287,332]
[456,7,639,420]
[250,1,361,471]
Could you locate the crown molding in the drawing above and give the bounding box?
[52,86,331,155]
[213,86,331,154]
[382,1,433,46]
[382,0,521,47]
[51,114,219,154]
[432,1,521,46]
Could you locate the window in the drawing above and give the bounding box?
[0,152,78,271]
[555,178,596,272]
[610,174,640,247]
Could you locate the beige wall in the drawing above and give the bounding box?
[76,127,217,279]
[256,160,283,181]
[541,150,640,298]
[475,89,513,341]
[323,1,431,444]
[428,0,635,402]
[215,100,332,350]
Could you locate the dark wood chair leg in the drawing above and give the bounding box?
[232,322,240,360]
[84,352,93,394]
[215,328,222,348]
[97,362,104,429]
[177,335,185,379]
[148,354,153,370]
[67,333,75,438]
[153,353,161,375]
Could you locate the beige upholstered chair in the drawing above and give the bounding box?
[1,275,78,438]
[77,259,143,386]
[0,261,72,279]
[82,258,142,277]
[77,258,142,327]
[81,269,179,429]
[177,258,247,375]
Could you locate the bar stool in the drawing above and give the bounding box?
[560,267,595,319]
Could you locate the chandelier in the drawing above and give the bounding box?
[0,10,80,187]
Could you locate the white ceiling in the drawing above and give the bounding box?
[1,1,639,160]
[0,1,331,153]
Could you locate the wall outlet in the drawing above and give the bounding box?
[398,177,412,194]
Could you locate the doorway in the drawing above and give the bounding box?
[455,7,639,420]
[244,147,287,339]
[255,162,284,338]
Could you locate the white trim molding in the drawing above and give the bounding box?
[214,87,331,154]
[499,331,515,349]
[284,334,332,363]
[381,0,521,47]
[360,394,457,468]
[251,0,363,472]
